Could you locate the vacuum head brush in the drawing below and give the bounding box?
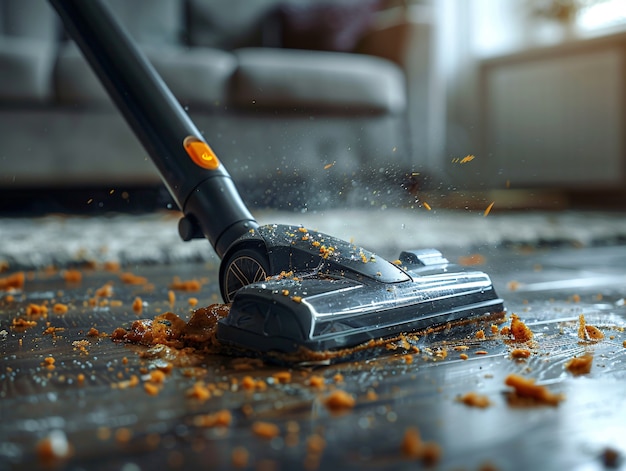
[217,224,503,354]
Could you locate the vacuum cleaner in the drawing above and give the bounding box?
[50,0,504,354]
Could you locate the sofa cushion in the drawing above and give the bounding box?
[232,48,406,114]
[103,0,184,46]
[0,38,56,103]
[54,43,237,109]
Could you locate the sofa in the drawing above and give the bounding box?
[0,0,418,209]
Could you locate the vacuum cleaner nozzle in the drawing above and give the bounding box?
[217,224,504,353]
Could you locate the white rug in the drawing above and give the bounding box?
[2,209,626,269]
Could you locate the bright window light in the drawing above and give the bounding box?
[578,0,626,30]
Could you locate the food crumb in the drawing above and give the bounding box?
[578,314,604,341]
[193,410,232,428]
[188,297,198,307]
[457,391,491,408]
[0,271,25,290]
[565,353,593,375]
[324,390,355,411]
[52,303,69,314]
[458,253,486,266]
[509,313,533,342]
[168,290,176,306]
[231,446,249,468]
[601,447,620,468]
[119,272,148,285]
[511,348,531,359]
[187,381,211,402]
[272,371,292,384]
[36,430,72,463]
[401,427,422,459]
[400,427,442,465]
[308,375,325,388]
[505,374,564,406]
[252,421,280,440]
[132,297,143,314]
[61,269,82,284]
[475,329,486,340]
[169,276,201,291]
[459,353,469,360]
[114,427,132,444]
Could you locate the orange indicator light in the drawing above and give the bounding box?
[183,136,220,170]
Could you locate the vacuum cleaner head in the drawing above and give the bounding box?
[217,224,504,354]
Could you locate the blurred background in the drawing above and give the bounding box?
[1,0,625,214]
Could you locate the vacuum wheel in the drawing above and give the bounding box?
[221,247,270,303]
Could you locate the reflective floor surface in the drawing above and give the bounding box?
[2,243,626,471]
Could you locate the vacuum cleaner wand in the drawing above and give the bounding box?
[49,0,257,259]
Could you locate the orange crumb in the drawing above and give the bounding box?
[36,430,72,463]
[62,270,82,284]
[12,318,37,328]
[103,261,120,272]
[307,434,326,455]
[457,392,491,408]
[95,283,113,298]
[114,428,132,444]
[459,353,469,360]
[324,390,355,411]
[193,409,232,428]
[143,382,161,396]
[187,382,211,402]
[169,276,201,291]
[483,201,495,217]
[120,272,148,285]
[505,374,564,406]
[308,375,325,388]
[490,324,499,335]
[333,373,344,383]
[52,303,69,314]
[475,330,486,340]
[132,297,143,313]
[578,314,604,341]
[511,348,531,359]
[423,202,432,211]
[168,290,176,306]
[571,294,581,303]
[401,427,422,458]
[77,373,85,385]
[188,297,199,307]
[475,350,488,355]
[87,327,100,337]
[272,371,292,384]
[510,313,533,342]
[507,280,520,291]
[422,442,442,466]
[252,421,280,440]
[0,271,25,291]
[26,303,48,316]
[565,354,593,375]
[458,254,486,266]
[231,446,249,468]
[149,369,166,384]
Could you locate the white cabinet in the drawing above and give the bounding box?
[481,45,624,187]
